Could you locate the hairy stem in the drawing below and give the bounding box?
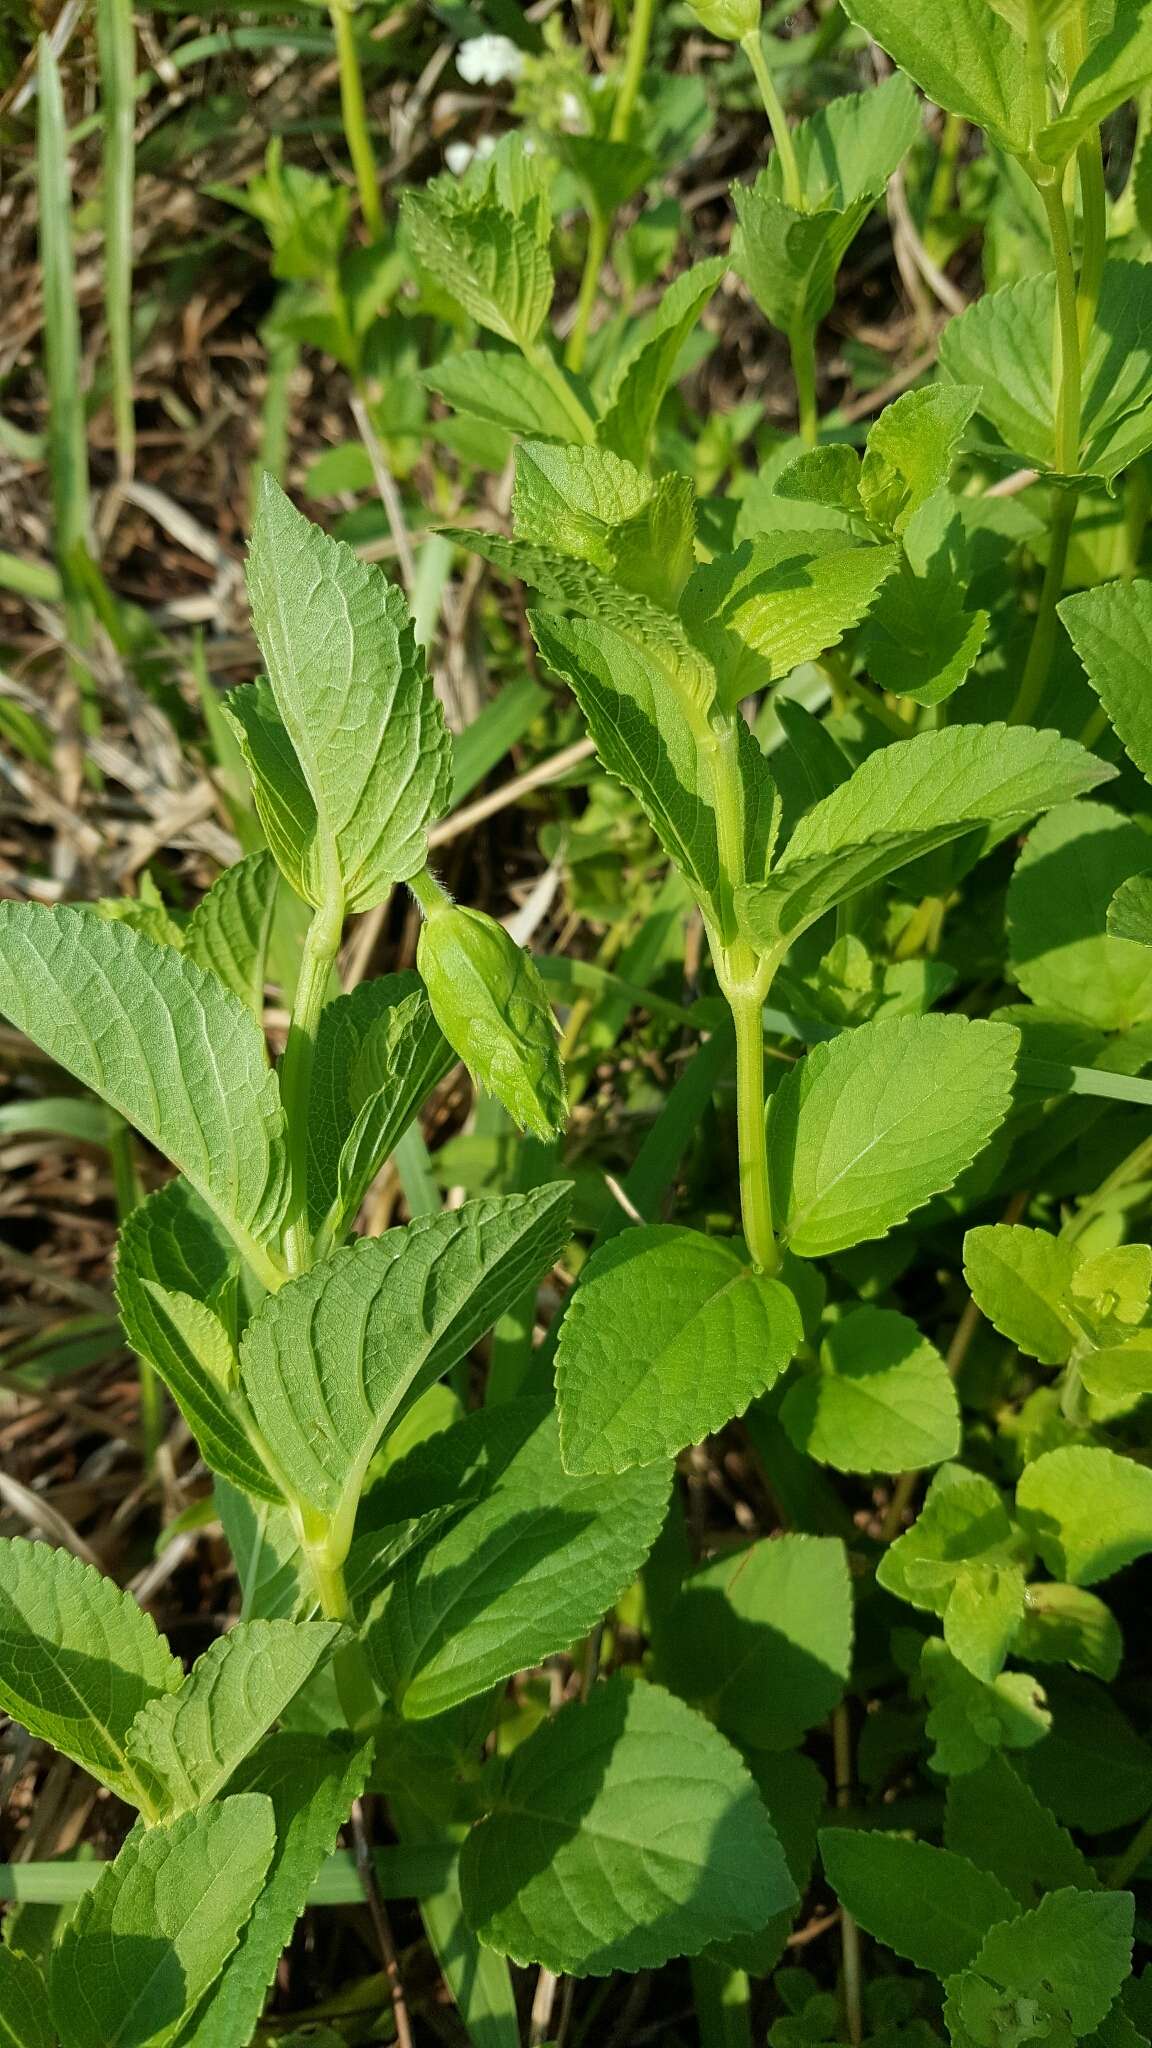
[279,895,344,1273]
[741,27,802,212]
[330,0,383,238]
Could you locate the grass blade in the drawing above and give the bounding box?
[96,0,136,488]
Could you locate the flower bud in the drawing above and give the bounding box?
[417,903,567,1140]
[685,0,761,40]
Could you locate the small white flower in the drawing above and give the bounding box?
[456,34,524,86]
[445,132,499,175]
[561,90,584,127]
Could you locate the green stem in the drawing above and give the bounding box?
[1008,484,1078,725]
[731,979,779,1274]
[789,319,818,446]
[106,1109,163,1467]
[307,1544,380,1735]
[329,0,383,239]
[1064,0,1106,346]
[279,896,344,1274]
[741,27,802,212]
[610,0,657,143]
[565,207,610,374]
[408,864,452,919]
[1025,0,1051,147]
[1039,176,1083,475]
[521,337,597,443]
[923,111,964,264]
[1109,1802,1152,1889]
[96,0,136,489]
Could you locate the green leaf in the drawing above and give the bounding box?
[50,1797,275,2048]
[878,1464,1023,1617]
[940,264,1152,483]
[1037,3,1152,164]
[1019,1672,1152,1832]
[460,1676,797,1975]
[240,479,451,914]
[963,1224,1081,1366]
[184,852,277,1020]
[178,1734,373,2048]
[124,1621,343,1819]
[1061,578,1152,787]
[117,1180,278,1504]
[780,1306,960,1473]
[775,443,864,518]
[306,974,452,1242]
[1110,873,1152,946]
[238,1186,572,1563]
[554,1225,802,1475]
[1008,802,1152,1032]
[839,0,1029,154]
[655,1534,853,1750]
[681,534,896,706]
[0,1537,181,1809]
[401,187,553,347]
[738,722,1111,949]
[944,1753,1097,1907]
[417,903,567,1141]
[1016,1445,1152,1587]
[363,1400,670,1718]
[424,347,587,442]
[861,497,989,706]
[963,1889,1134,2035]
[512,440,696,608]
[686,0,759,36]
[920,1638,1051,1776]
[859,386,980,537]
[768,1014,1018,1257]
[598,259,726,467]
[0,905,288,1262]
[818,1829,1018,1977]
[0,1944,53,2048]
[943,1562,1028,1682]
[1016,1582,1124,1682]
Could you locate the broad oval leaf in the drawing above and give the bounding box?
[460,1676,797,1974]
[780,1305,960,1473]
[554,1225,802,1474]
[241,478,452,914]
[1007,802,1152,1032]
[238,1185,572,1559]
[49,1796,275,2048]
[124,1619,344,1818]
[0,905,288,1260]
[963,1223,1080,1366]
[1061,577,1152,787]
[1016,1446,1152,1587]
[768,1014,1019,1257]
[362,1400,671,1718]
[0,1537,181,1809]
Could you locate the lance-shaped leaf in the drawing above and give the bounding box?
[417,904,567,1141]
[769,1014,1018,1257]
[1060,577,1152,786]
[680,534,896,705]
[363,1400,671,1718]
[819,1830,1018,1978]
[940,262,1152,482]
[124,1620,343,1820]
[737,722,1111,949]
[460,1677,796,1975]
[179,1734,373,2048]
[0,1947,52,2048]
[401,188,553,348]
[0,1538,182,1810]
[183,851,277,1020]
[555,1225,802,1475]
[117,1180,280,1504]
[839,0,1030,156]
[944,1752,1097,1905]
[49,1797,275,2048]
[237,478,451,914]
[598,259,727,467]
[0,905,288,1260]
[238,1185,572,1560]
[306,974,453,1243]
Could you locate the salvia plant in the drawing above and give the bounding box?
[12,0,1152,2042]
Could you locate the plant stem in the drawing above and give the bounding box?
[565,207,610,374]
[611,0,657,142]
[106,1109,163,1467]
[279,895,344,1273]
[522,338,598,443]
[308,1545,380,1734]
[923,111,964,264]
[789,318,819,446]
[741,27,802,211]
[96,0,136,490]
[833,1703,863,2046]
[731,980,779,1274]
[1109,1801,1152,1888]
[1039,177,1083,475]
[329,0,383,239]
[1063,1,1106,346]
[1008,483,1078,725]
